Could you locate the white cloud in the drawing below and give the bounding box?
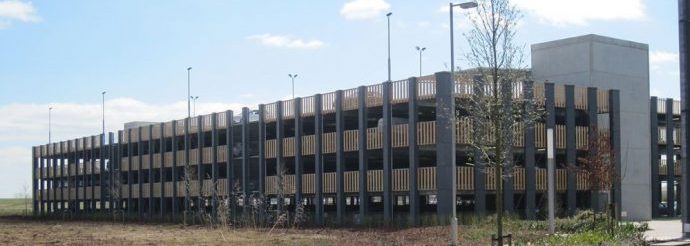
[340,0,390,21]
[650,51,678,65]
[0,98,249,144]
[513,0,645,26]
[0,0,40,29]
[247,33,325,49]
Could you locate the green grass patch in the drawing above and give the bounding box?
[0,198,32,216]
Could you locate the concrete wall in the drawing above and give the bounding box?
[531,34,651,220]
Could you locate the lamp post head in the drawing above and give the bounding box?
[187,67,192,71]
[102,91,106,95]
[458,1,478,9]
[386,12,392,17]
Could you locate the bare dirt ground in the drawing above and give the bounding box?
[0,216,487,245]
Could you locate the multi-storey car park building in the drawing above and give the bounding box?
[31,72,621,224]
[29,34,682,223]
[650,97,682,218]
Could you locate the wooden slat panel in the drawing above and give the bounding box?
[418,167,435,191]
[367,169,383,192]
[164,152,173,167]
[457,166,474,191]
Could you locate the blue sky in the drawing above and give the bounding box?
[0,0,680,197]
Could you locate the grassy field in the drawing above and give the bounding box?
[0,198,31,216]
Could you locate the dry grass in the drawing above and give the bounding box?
[0,217,483,245]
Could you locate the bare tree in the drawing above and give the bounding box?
[462,0,529,244]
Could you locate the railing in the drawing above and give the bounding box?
[659,159,683,176]
[657,98,682,115]
[264,120,587,158]
[658,127,682,145]
[265,166,587,195]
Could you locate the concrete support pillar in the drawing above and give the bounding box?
[241,108,250,213]
[197,116,203,214]
[382,81,393,222]
[435,71,456,223]
[650,97,660,218]
[39,149,44,215]
[667,99,676,217]
[610,90,622,219]
[314,94,324,225]
[148,125,154,218]
[52,144,58,213]
[100,134,106,211]
[357,86,369,222]
[211,113,218,220]
[91,136,97,212]
[524,80,536,219]
[565,85,577,216]
[184,117,191,220]
[128,129,133,216]
[335,91,345,224]
[587,87,599,212]
[60,142,66,212]
[159,124,165,218]
[276,101,285,212]
[108,132,115,213]
[171,121,178,219]
[224,110,235,220]
[294,99,303,210]
[138,128,143,219]
[32,147,38,216]
[408,77,419,225]
[258,105,266,198]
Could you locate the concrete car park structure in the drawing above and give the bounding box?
[29,34,681,223]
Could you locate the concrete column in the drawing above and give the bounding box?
[53,144,58,213]
[435,71,456,223]
[171,121,178,219]
[138,128,143,219]
[197,116,203,213]
[159,123,165,218]
[32,147,38,216]
[108,132,115,213]
[211,113,218,220]
[128,129,133,216]
[382,81,393,222]
[39,148,44,215]
[148,125,154,218]
[225,110,235,220]
[314,94,324,225]
[258,105,266,198]
[610,90,622,219]
[650,97,660,218]
[91,136,97,212]
[83,138,88,213]
[241,108,250,213]
[565,85,577,216]
[294,99,303,210]
[667,98,676,217]
[408,77,419,225]
[357,86,369,221]
[184,117,191,220]
[60,142,66,211]
[524,80,536,219]
[276,102,285,212]
[100,135,105,211]
[335,90,345,224]
[587,87,599,211]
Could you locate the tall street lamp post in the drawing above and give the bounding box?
[416,46,427,77]
[448,2,477,246]
[102,91,106,137]
[387,12,392,82]
[48,107,53,144]
[289,74,298,99]
[187,67,192,119]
